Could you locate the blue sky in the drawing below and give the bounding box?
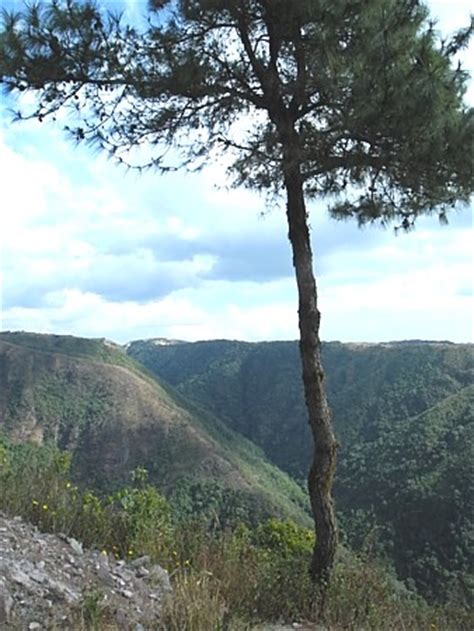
[0,0,472,344]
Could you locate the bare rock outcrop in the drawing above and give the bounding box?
[0,513,171,629]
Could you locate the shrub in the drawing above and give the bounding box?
[1,436,472,630]
[0,437,172,562]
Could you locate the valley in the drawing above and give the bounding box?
[1,330,472,607]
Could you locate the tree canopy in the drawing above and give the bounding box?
[1,0,472,225]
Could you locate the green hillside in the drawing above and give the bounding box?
[127,337,474,601]
[1,330,134,365]
[127,339,309,476]
[339,386,474,601]
[2,332,472,601]
[126,339,473,477]
[0,332,310,527]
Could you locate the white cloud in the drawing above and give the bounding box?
[320,260,473,343]
[1,286,298,343]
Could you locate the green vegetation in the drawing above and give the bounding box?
[0,331,128,365]
[79,587,110,631]
[0,334,310,526]
[339,386,474,603]
[0,437,174,560]
[1,436,472,630]
[128,339,310,475]
[127,339,473,477]
[127,338,474,602]
[1,332,472,609]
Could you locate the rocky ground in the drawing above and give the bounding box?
[0,513,328,630]
[0,513,171,629]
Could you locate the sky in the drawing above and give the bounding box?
[0,0,472,344]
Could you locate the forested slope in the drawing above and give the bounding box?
[339,385,474,600]
[2,332,471,600]
[127,339,472,476]
[127,338,474,600]
[0,332,310,526]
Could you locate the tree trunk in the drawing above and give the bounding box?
[282,137,338,585]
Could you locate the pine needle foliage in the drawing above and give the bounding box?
[1,0,472,225]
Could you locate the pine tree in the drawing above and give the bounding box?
[1,0,472,584]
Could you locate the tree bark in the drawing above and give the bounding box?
[282,133,338,584]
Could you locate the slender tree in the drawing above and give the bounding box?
[1,0,472,583]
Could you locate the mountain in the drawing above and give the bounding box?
[2,331,472,600]
[0,332,310,526]
[126,337,474,600]
[126,338,473,478]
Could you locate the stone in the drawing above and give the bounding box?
[130,555,151,569]
[0,580,14,624]
[10,566,35,590]
[29,569,47,584]
[148,564,172,593]
[67,538,83,555]
[97,564,116,587]
[0,511,172,628]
